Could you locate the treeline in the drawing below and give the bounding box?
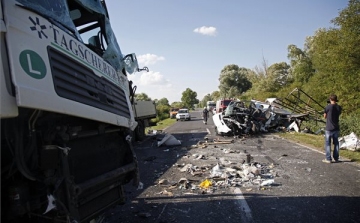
[134,88,199,122]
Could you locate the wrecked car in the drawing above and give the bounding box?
[213,100,271,136]
[213,100,310,136]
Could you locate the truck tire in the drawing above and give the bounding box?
[135,120,146,141]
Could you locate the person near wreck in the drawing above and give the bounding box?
[202,107,209,124]
[323,94,342,163]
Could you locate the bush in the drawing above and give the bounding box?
[302,112,360,136]
[340,113,360,136]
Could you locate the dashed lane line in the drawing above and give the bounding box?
[234,188,253,223]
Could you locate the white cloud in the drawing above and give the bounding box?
[137,54,165,66]
[193,26,217,36]
[128,71,177,101]
[128,71,171,87]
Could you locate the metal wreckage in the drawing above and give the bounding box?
[213,88,326,136]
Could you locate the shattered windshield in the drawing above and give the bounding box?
[16,0,80,39]
[16,0,138,74]
[223,100,232,106]
[224,101,237,116]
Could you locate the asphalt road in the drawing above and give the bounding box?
[103,109,360,223]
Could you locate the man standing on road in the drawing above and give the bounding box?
[202,107,209,124]
[323,94,342,163]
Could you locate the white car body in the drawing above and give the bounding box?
[176,109,191,121]
[212,113,232,134]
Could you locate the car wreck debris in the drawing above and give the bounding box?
[157,134,181,147]
[212,88,328,136]
[339,132,360,151]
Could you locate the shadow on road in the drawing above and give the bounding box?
[101,131,360,223]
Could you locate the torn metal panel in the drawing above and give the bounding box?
[275,88,326,124]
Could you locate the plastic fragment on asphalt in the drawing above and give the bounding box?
[158,179,170,185]
[157,190,173,196]
[260,179,275,186]
[137,182,144,190]
[179,163,193,172]
[178,178,189,189]
[157,134,181,147]
[210,163,224,177]
[199,179,212,189]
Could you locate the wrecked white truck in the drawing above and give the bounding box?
[1,0,149,222]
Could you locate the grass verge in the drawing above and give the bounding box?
[146,118,177,133]
[276,132,360,163]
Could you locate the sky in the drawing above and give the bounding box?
[106,0,348,104]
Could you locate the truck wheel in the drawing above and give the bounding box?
[135,120,146,141]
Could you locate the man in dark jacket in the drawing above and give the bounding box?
[323,94,342,163]
[202,107,209,124]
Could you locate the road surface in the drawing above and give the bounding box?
[103,109,360,223]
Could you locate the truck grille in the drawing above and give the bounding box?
[48,47,130,118]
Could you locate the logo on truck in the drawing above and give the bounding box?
[27,16,120,85]
[29,16,47,39]
[19,50,46,79]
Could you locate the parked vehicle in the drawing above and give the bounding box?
[1,0,149,222]
[176,108,191,121]
[132,100,157,141]
[215,99,233,114]
[170,108,180,119]
[206,101,216,112]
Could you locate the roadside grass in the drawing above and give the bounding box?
[276,132,360,163]
[146,118,177,132]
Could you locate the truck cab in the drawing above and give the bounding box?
[1,0,147,222]
[216,99,233,114]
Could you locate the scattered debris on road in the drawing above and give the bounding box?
[340,132,360,151]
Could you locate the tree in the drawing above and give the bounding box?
[305,0,360,114]
[135,93,151,101]
[157,97,170,106]
[155,104,170,121]
[287,44,314,85]
[218,64,252,98]
[267,62,292,91]
[181,88,199,109]
[210,91,220,101]
[241,58,278,101]
[171,101,183,108]
[199,94,212,108]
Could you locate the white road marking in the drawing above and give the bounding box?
[234,188,253,222]
[206,128,211,135]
